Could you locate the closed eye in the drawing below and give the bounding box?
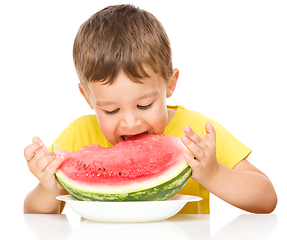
[137,102,153,110]
[104,108,119,115]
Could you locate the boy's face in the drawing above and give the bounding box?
[79,67,179,145]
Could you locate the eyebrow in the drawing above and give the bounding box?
[96,91,158,107]
[95,100,117,107]
[138,91,158,100]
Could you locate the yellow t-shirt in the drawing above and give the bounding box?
[49,105,252,214]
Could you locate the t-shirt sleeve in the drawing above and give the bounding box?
[47,122,77,152]
[208,119,252,169]
[166,106,252,169]
[47,115,109,152]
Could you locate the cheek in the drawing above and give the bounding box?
[97,118,119,145]
[150,103,168,133]
[96,112,116,136]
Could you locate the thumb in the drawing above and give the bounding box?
[205,121,216,145]
[32,136,47,149]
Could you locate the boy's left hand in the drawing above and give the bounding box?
[180,121,219,185]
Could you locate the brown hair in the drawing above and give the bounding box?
[73,4,173,91]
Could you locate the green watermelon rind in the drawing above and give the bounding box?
[56,165,192,202]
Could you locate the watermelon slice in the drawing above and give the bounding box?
[54,134,192,201]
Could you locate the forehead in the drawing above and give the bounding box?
[87,69,166,103]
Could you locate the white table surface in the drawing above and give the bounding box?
[3,212,284,240]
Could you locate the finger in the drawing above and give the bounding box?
[44,156,65,176]
[32,136,55,158]
[36,155,57,173]
[181,134,204,160]
[182,126,210,157]
[205,121,216,145]
[24,141,44,161]
[183,153,200,171]
[183,126,206,149]
[27,149,56,175]
[32,136,48,150]
[36,156,65,191]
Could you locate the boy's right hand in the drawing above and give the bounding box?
[24,137,65,192]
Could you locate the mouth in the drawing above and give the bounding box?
[120,130,150,141]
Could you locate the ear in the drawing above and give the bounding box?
[78,83,94,110]
[166,68,179,98]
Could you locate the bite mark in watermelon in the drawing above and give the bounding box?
[54,134,192,201]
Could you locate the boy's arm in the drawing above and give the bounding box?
[24,183,67,214]
[203,159,276,213]
[204,159,277,213]
[24,137,67,214]
[181,122,277,213]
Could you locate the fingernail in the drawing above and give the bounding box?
[207,121,213,128]
[38,141,43,147]
[181,135,187,142]
[184,126,191,133]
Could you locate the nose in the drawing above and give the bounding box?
[120,111,142,129]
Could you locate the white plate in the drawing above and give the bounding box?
[56,194,202,223]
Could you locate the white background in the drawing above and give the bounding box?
[1,0,286,218]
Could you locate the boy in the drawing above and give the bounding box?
[24,4,277,214]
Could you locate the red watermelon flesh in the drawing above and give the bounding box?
[54,134,192,201]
